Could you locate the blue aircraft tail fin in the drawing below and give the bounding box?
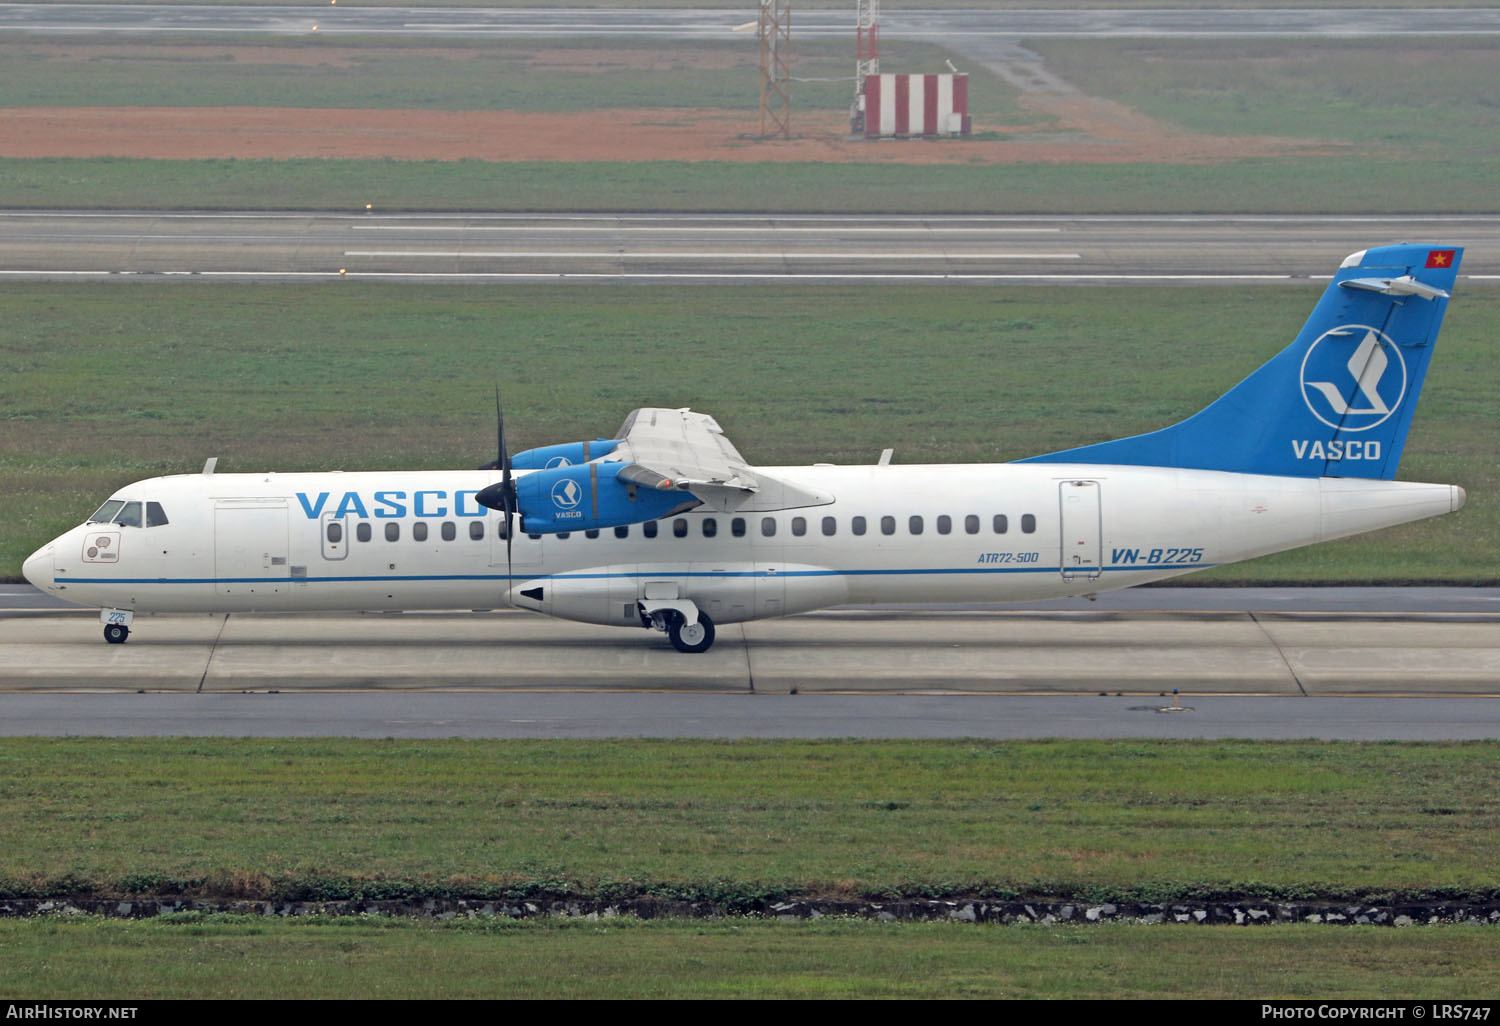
[1018,244,1462,479]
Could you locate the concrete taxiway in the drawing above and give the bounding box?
[3,607,1497,696]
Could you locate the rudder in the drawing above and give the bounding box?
[1019,244,1462,479]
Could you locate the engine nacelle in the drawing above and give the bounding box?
[516,460,689,534]
[510,439,620,471]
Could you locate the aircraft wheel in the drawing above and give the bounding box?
[103,624,129,645]
[668,610,716,654]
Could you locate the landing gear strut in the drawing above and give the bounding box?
[103,623,129,644]
[666,609,716,654]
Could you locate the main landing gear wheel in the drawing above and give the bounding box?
[103,624,129,644]
[668,610,716,654]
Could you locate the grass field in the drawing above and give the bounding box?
[4,282,1495,583]
[3,737,1500,999]
[2,36,1497,213]
[0,37,893,118]
[10,155,1500,215]
[5,917,1499,999]
[1035,37,1500,166]
[4,738,1498,902]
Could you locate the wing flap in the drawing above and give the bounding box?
[612,408,759,499]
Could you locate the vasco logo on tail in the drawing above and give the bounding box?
[1299,325,1407,431]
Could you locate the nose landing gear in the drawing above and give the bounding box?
[101,609,134,644]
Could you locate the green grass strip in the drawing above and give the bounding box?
[3,917,1499,999]
[6,155,1500,214]
[3,738,1498,904]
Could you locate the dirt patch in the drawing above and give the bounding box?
[0,105,1349,165]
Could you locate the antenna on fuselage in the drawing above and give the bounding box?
[202,457,218,476]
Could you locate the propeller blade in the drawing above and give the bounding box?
[496,389,514,586]
[476,387,516,593]
[497,390,514,571]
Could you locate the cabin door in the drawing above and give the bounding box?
[215,499,291,597]
[1058,480,1102,581]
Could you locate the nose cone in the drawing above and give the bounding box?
[1453,485,1467,512]
[22,543,53,590]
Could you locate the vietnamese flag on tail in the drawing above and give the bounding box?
[1426,249,1457,269]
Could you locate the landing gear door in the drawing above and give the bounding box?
[1059,480,1102,581]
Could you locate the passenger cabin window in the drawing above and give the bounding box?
[614,526,630,539]
[356,522,372,543]
[385,523,400,542]
[822,516,836,537]
[146,502,169,527]
[791,516,806,537]
[326,522,343,544]
[937,515,951,535]
[702,518,717,538]
[441,521,456,542]
[880,516,896,536]
[413,522,428,542]
[909,515,923,535]
[469,521,484,541]
[673,518,688,538]
[852,516,866,536]
[731,518,746,538]
[643,521,658,539]
[585,529,600,539]
[993,514,1009,535]
[965,514,980,535]
[761,517,777,537]
[1022,514,1037,534]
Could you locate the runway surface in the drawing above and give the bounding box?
[4,692,1499,741]
[5,586,1496,737]
[4,212,1497,283]
[6,6,1500,41]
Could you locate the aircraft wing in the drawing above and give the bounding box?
[611,407,759,510]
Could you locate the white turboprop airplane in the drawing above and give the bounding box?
[23,244,1467,654]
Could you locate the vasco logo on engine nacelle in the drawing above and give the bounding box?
[1298,325,1407,432]
[551,478,583,510]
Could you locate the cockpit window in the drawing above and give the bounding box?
[114,501,143,528]
[146,502,169,527]
[88,499,125,524]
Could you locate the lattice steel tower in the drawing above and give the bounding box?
[851,0,879,133]
[759,0,791,138]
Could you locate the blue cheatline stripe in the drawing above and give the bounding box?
[58,562,1219,587]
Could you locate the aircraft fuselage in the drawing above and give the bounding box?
[24,464,1463,631]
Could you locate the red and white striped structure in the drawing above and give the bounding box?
[863,73,969,138]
